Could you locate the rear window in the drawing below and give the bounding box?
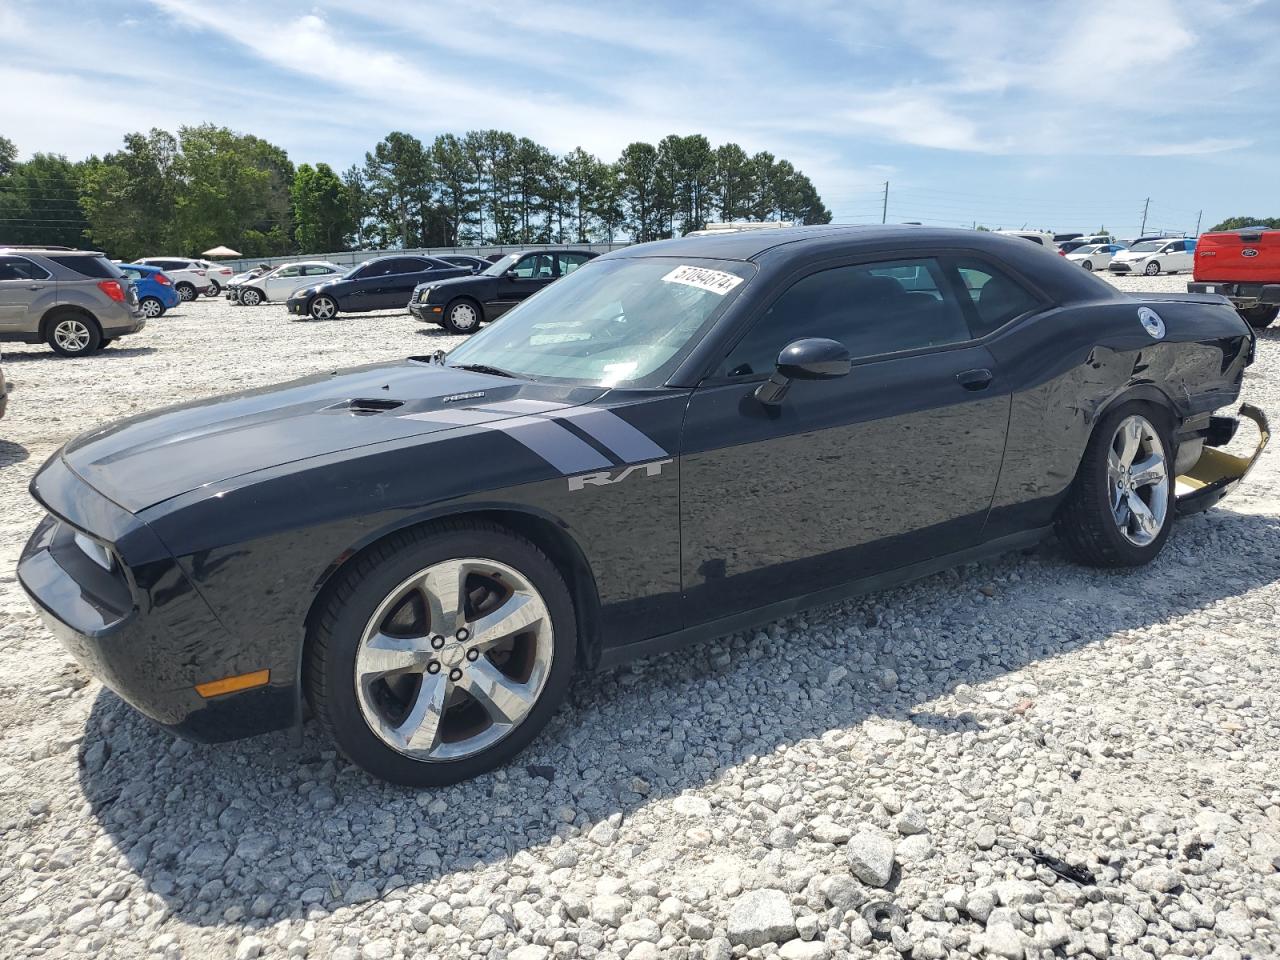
[48,255,122,279]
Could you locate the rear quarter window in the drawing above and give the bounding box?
[48,256,123,279]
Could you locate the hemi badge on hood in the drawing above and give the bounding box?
[442,391,486,403]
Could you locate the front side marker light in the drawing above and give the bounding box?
[195,669,270,699]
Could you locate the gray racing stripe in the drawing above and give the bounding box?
[551,407,668,462]
[479,416,612,474]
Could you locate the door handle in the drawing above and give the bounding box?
[28,284,41,290]
[956,368,993,391]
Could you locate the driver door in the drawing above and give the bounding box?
[489,253,557,318]
[679,255,1018,625]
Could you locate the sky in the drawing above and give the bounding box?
[2,0,1278,237]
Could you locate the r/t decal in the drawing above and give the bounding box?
[567,458,673,491]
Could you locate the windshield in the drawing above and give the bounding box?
[481,254,519,277]
[446,257,755,387]
[1129,241,1164,252]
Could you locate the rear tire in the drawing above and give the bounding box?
[443,299,482,334]
[176,282,197,302]
[139,296,165,319]
[46,312,102,356]
[1241,304,1278,330]
[204,281,221,297]
[304,520,577,787]
[1056,401,1174,567]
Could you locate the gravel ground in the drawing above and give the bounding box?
[1,273,1278,960]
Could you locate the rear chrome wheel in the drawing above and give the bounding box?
[355,558,553,761]
[139,297,164,318]
[1057,402,1175,567]
[177,283,197,301]
[305,521,576,786]
[1106,414,1169,547]
[47,314,101,356]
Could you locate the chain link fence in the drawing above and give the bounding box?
[218,242,632,273]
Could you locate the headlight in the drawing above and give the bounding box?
[73,530,115,571]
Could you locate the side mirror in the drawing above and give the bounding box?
[755,337,851,405]
[504,269,519,279]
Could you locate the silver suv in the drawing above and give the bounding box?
[0,247,145,356]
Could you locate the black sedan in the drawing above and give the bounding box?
[19,226,1267,787]
[410,248,598,332]
[286,255,469,320]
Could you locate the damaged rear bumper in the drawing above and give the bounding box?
[1175,403,1270,515]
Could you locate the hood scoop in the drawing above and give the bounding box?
[344,397,405,415]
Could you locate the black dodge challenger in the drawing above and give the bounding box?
[19,226,1268,786]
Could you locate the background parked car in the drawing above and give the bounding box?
[192,259,235,296]
[135,258,211,302]
[118,263,181,317]
[1188,225,1280,329]
[225,264,272,300]
[995,229,1056,248]
[0,358,8,418]
[411,249,599,333]
[1065,243,1126,272]
[0,247,144,355]
[236,261,344,305]
[286,255,471,320]
[1108,238,1197,276]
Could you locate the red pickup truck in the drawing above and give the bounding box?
[1188,225,1280,329]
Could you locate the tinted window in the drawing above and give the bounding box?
[392,258,432,273]
[275,265,303,277]
[119,267,143,280]
[304,264,336,276]
[558,252,592,275]
[955,262,1041,337]
[722,258,970,376]
[0,256,52,281]
[357,260,397,278]
[48,255,122,279]
[513,253,555,279]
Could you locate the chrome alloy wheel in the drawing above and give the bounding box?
[53,319,92,352]
[140,298,163,318]
[311,296,337,320]
[354,558,553,761]
[1107,414,1169,547]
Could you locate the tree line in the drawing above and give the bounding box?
[0,127,831,261]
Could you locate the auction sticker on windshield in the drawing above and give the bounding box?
[662,265,745,295]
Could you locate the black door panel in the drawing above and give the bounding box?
[680,345,1010,624]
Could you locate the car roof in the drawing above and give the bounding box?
[1,246,105,256]
[119,262,162,272]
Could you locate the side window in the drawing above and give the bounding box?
[558,252,592,275]
[721,258,970,377]
[276,265,303,278]
[513,254,554,278]
[120,267,141,280]
[0,256,52,281]
[954,261,1042,337]
[304,264,334,276]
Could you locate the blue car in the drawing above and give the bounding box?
[118,263,180,318]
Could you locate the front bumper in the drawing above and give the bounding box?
[1107,261,1138,273]
[1175,404,1270,515]
[409,301,443,322]
[287,298,306,315]
[17,455,294,742]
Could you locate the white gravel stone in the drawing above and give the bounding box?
[727,888,797,947]
[846,830,895,886]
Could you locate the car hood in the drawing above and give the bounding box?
[419,275,495,297]
[1113,250,1156,262]
[61,360,600,513]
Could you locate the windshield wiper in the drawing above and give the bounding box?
[451,363,521,379]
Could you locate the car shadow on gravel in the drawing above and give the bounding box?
[1,346,157,363]
[74,508,1280,929]
[0,439,29,468]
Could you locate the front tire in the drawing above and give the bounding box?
[176,282,197,302]
[443,299,482,334]
[304,520,576,787]
[240,287,263,306]
[1144,261,1161,276]
[309,295,338,321]
[46,313,103,356]
[1241,304,1278,330]
[1056,402,1174,567]
[1081,260,1094,272]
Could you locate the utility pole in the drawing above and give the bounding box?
[881,181,889,224]
[1139,197,1150,236]
[1195,210,1202,235]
